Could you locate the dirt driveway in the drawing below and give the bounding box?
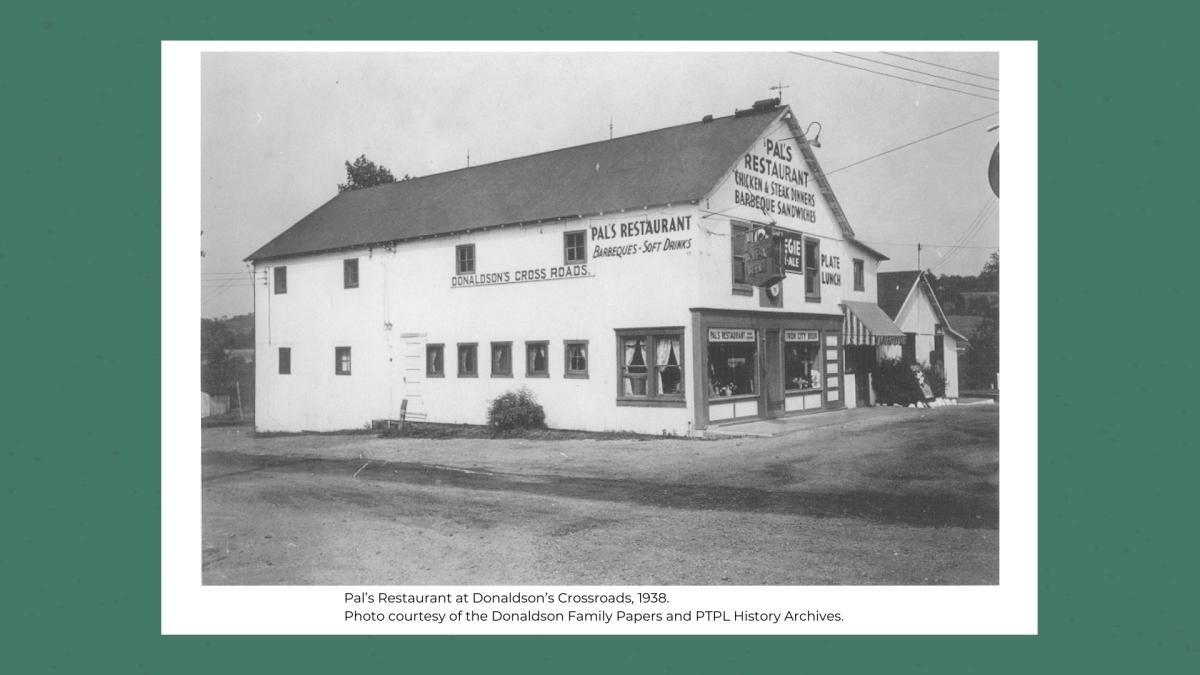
[202,405,998,585]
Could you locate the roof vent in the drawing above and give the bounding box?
[701,114,714,123]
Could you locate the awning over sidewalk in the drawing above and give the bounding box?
[843,301,907,346]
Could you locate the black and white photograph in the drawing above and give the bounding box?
[194,47,1012,595]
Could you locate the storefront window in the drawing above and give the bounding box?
[707,329,757,397]
[784,331,822,391]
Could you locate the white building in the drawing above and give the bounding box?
[247,99,912,434]
[877,270,970,399]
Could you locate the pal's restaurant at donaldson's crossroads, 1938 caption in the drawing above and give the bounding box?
[340,590,844,626]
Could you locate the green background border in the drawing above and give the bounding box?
[5,0,1193,671]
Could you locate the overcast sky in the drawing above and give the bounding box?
[201,49,999,318]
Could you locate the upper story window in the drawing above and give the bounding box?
[730,222,751,295]
[344,258,359,288]
[456,244,475,274]
[564,340,589,378]
[564,230,587,265]
[491,342,513,377]
[335,346,351,375]
[274,266,287,294]
[426,344,444,377]
[853,258,865,291]
[278,347,291,375]
[804,237,820,301]
[526,341,549,377]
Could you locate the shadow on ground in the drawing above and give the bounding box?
[204,452,996,529]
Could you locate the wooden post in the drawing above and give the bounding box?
[398,399,408,431]
[235,380,244,421]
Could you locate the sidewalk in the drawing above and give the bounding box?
[705,403,929,438]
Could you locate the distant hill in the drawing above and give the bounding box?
[204,313,254,349]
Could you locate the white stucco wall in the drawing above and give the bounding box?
[255,206,707,434]
[892,285,962,399]
[252,110,890,433]
[700,116,864,314]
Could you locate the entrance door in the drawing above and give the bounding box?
[400,334,427,421]
[762,330,784,417]
[847,346,875,406]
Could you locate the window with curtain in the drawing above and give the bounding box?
[616,330,685,402]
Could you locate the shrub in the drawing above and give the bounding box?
[873,357,928,406]
[924,364,947,399]
[487,387,547,433]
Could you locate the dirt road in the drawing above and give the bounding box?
[202,405,998,585]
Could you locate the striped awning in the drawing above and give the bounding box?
[843,301,907,346]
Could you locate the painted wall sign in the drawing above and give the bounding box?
[451,264,589,288]
[708,328,756,342]
[589,215,693,260]
[784,330,819,342]
[820,253,842,286]
[732,139,818,222]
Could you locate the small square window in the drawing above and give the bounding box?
[278,347,291,375]
[457,343,478,377]
[526,341,549,377]
[564,341,589,378]
[564,230,587,265]
[491,342,513,377]
[456,244,476,275]
[344,258,359,288]
[335,346,351,375]
[274,266,287,294]
[426,344,444,377]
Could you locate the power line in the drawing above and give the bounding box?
[791,52,999,102]
[928,198,995,272]
[881,52,999,81]
[835,52,999,92]
[825,111,998,176]
[859,240,998,249]
[932,198,998,272]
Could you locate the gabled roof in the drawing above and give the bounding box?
[877,270,922,319]
[247,106,785,262]
[877,270,969,342]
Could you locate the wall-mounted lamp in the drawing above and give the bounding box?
[804,122,823,148]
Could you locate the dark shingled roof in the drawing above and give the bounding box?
[878,271,969,342]
[247,106,785,261]
[877,270,922,319]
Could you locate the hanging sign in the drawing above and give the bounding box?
[744,228,786,287]
[708,328,756,342]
